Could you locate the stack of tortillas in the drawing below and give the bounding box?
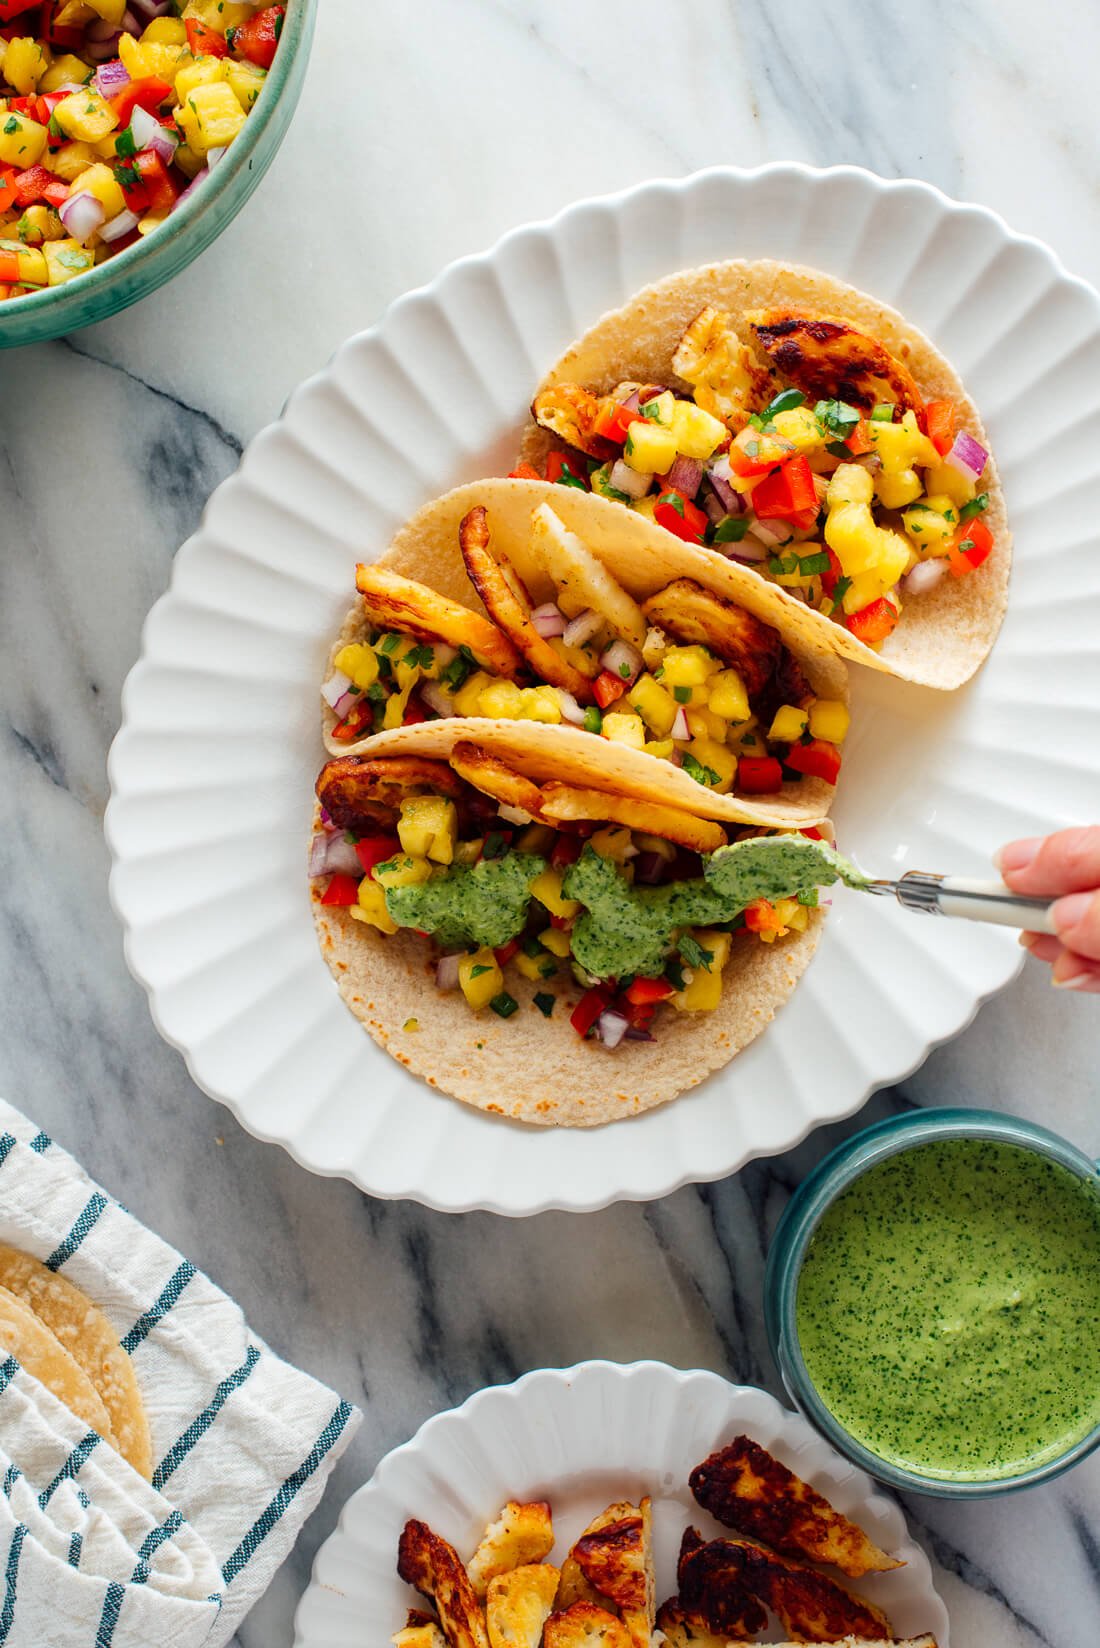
[0,1245,150,1478]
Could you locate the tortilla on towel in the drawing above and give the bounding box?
[0,1284,115,1442]
[323,479,848,830]
[519,259,1010,690]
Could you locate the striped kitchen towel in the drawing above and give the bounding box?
[0,1101,361,1647]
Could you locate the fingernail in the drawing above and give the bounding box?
[1052,892,1092,934]
[1018,931,1038,951]
[1053,972,1092,990]
[994,838,1040,874]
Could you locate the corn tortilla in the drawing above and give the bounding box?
[323,480,847,829]
[0,1284,115,1444]
[519,259,1010,691]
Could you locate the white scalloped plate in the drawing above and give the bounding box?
[292,1362,950,1648]
[106,165,1100,1214]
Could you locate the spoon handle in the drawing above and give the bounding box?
[890,871,1058,935]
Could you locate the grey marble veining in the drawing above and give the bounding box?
[1,1,1099,1643]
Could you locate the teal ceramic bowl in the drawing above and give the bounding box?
[0,0,316,350]
[764,1107,1100,1498]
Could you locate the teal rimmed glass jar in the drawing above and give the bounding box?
[764,1107,1100,1498]
[0,0,316,350]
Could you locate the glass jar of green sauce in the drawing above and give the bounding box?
[764,1109,1100,1497]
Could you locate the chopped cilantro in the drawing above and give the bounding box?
[402,642,435,670]
[768,554,799,577]
[115,126,137,160]
[618,661,632,678]
[814,399,860,436]
[665,958,687,991]
[555,458,587,490]
[483,831,509,859]
[713,515,750,544]
[959,493,989,521]
[3,118,18,136]
[958,536,975,554]
[798,551,830,576]
[639,399,664,422]
[659,490,686,517]
[490,991,519,1018]
[681,751,720,787]
[533,992,555,1018]
[832,575,852,604]
[673,685,692,704]
[521,934,544,958]
[763,387,806,418]
[679,933,715,971]
[379,633,400,655]
[469,964,493,979]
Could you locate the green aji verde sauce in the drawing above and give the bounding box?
[795,1140,1100,1480]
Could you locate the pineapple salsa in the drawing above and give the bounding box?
[0,0,284,300]
[521,305,995,649]
[312,751,823,1045]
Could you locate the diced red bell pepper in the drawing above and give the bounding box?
[654,487,708,545]
[819,545,844,597]
[744,898,785,934]
[42,179,68,206]
[185,16,229,56]
[320,873,360,907]
[737,755,784,794]
[751,455,817,521]
[570,985,612,1038]
[726,424,791,477]
[227,3,284,68]
[507,462,540,480]
[546,449,588,488]
[494,939,520,966]
[109,76,174,124]
[593,670,626,709]
[132,148,178,213]
[592,395,640,445]
[624,976,675,1006]
[0,0,43,20]
[331,701,372,741]
[353,835,401,877]
[847,596,899,644]
[800,826,825,841]
[13,165,53,207]
[6,96,35,115]
[550,834,583,868]
[43,2,85,47]
[35,91,66,143]
[844,417,874,456]
[946,515,993,577]
[623,998,656,1031]
[923,398,958,457]
[402,693,429,726]
[0,249,20,283]
[785,738,842,784]
[0,171,17,214]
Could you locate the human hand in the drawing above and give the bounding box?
[996,827,1100,991]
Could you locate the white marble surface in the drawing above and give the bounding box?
[1,1,1099,1643]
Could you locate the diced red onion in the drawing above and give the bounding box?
[619,389,641,415]
[435,953,462,992]
[556,690,587,726]
[665,455,702,498]
[531,601,566,639]
[731,533,771,563]
[701,492,726,528]
[130,0,173,17]
[671,707,690,741]
[130,105,173,156]
[562,608,602,648]
[174,168,210,209]
[309,832,362,879]
[321,669,352,710]
[206,145,229,169]
[634,852,668,885]
[122,7,141,32]
[706,456,748,514]
[945,430,988,481]
[596,1009,629,1050]
[609,458,651,501]
[87,35,121,60]
[750,517,795,548]
[332,689,358,719]
[599,638,642,687]
[854,453,882,474]
[902,558,947,596]
[624,1026,655,1042]
[418,681,453,717]
[59,191,105,243]
[99,207,140,244]
[88,15,120,40]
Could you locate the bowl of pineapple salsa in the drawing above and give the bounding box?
[0,0,315,346]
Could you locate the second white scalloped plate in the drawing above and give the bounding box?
[106,165,1100,1214]
[292,1362,949,1647]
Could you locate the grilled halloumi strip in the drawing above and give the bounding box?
[572,1497,654,1648]
[745,309,923,416]
[640,581,782,705]
[693,1538,891,1643]
[356,564,526,681]
[485,1564,560,1648]
[398,1520,490,1648]
[544,1602,632,1648]
[689,1437,902,1579]
[468,1501,555,1601]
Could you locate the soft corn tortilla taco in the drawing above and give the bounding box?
[519,260,1010,690]
[310,736,823,1127]
[322,480,848,829]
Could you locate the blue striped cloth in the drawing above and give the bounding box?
[0,1103,360,1647]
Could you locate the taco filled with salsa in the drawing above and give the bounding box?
[515,259,1009,689]
[310,737,832,1125]
[321,480,849,828]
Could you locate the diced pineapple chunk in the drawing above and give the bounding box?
[334,642,379,692]
[659,645,717,688]
[670,399,727,460]
[459,949,503,1012]
[901,496,957,554]
[771,405,829,452]
[354,877,398,934]
[924,461,975,507]
[143,16,188,44]
[451,669,493,717]
[43,238,94,284]
[380,685,411,730]
[51,141,99,182]
[515,947,556,982]
[183,0,252,31]
[39,56,92,94]
[69,161,126,221]
[517,685,562,723]
[175,54,228,104]
[118,32,186,81]
[706,667,750,722]
[540,927,572,958]
[824,503,882,575]
[868,410,939,473]
[686,735,737,792]
[177,80,245,152]
[226,59,267,111]
[398,797,457,865]
[808,699,850,743]
[874,468,922,510]
[686,706,726,743]
[602,711,645,749]
[644,738,674,758]
[478,679,525,719]
[14,204,62,245]
[826,463,874,509]
[768,705,809,743]
[589,826,634,862]
[0,239,47,284]
[0,112,48,167]
[530,866,580,920]
[54,88,117,143]
[623,419,678,474]
[373,854,432,889]
[671,930,732,1012]
[4,37,49,95]
[627,673,678,736]
[87,0,125,23]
